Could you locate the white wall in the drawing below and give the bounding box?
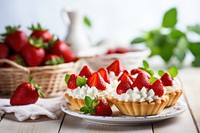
[0,0,200,44]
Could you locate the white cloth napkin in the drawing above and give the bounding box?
[0,96,65,121]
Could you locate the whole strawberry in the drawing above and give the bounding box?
[80,96,112,116]
[22,37,45,67]
[28,23,53,42]
[10,78,44,106]
[1,25,28,53]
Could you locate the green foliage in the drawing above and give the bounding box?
[168,66,178,78]
[131,7,200,67]
[84,16,92,27]
[80,96,99,114]
[76,77,87,87]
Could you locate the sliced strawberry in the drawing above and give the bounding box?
[87,72,106,90]
[132,73,150,90]
[98,68,110,83]
[116,76,132,95]
[107,60,125,76]
[118,70,135,82]
[131,68,150,77]
[150,79,164,97]
[67,74,78,90]
[160,73,173,86]
[94,98,112,116]
[79,65,94,78]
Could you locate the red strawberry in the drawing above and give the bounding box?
[66,74,78,90]
[116,76,132,95]
[107,60,125,76]
[43,54,64,66]
[80,96,112,116]
[132,73,150,90]
[94,98,112,116]
[49,40,77,63]
[10,78,44,106]
[22,38,45,67]
[0,43,10,67]
[87,72,106,90]
[160,73,173,86]
[79,65,94,78]
[6,54,26,67]
[131,68,150,77]
[2,26,28,53]
[115,47,129,54]
[98,68,110,83]
[28,23,53,42]
[107,49,115,54]
[150,79,164,97]
[118,70,135,82]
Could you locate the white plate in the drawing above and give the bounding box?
[61,101,186,125]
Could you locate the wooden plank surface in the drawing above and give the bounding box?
[0,113,65,133]
[153,96,197,133]
[60,115,153,133]
[179,68,200,132]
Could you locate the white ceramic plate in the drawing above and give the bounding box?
[61,101,186,125]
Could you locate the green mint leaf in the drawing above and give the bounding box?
[147,70,154,77]
[162,8,177,28]
[192,55,200,67]
[187,24,200,35]
[143,60,149,70]
[170,29,185,39]
[85,96,92,107]
[138,67,145,70]
[168,66,178,78]
[160,43,174,63]
[131,37,145,44]
[150,77,158,84]
[158,70,165,77]
[174,37,188,62]
[65,74,70,84]
[84,16,92,27]
[80,106,90,114]
[76,77,86,87]
[189,42,200,57]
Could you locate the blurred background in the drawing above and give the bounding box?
[0,0,200,43]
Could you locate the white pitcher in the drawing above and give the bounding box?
[61,9,91,54]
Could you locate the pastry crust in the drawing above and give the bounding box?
[65,93,85,111]
[165,89,183,107]
[109,95,169,116]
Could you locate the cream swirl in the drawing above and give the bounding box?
[165,78,181,93]
[113,87,162,102]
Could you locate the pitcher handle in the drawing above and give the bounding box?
[61,8,70,25]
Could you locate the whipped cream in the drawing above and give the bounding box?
[66,85,103,99]
[165,78,181,93]
[113,87,163,102]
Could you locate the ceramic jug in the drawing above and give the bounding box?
[62,9,91,54]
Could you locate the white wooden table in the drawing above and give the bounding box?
[0,67,199,133]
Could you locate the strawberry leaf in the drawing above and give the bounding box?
[150,77,158,84]
[85,96,92,107]
[143,60,149,70]
[65,74,70,84]
[80,106,90,114]
[76,77,86,87]
[158,70,165,77]
[147,70,154,76]
[168,66,178,78]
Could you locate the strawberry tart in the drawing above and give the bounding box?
[158,67,183,107]
[64,59,182,116]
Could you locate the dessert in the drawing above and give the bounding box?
[110,61,169,116]
[159,67,182,107]
[65,65,113,110]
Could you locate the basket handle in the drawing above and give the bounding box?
[0,59,30,73]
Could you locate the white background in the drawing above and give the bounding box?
[0,0,200,44]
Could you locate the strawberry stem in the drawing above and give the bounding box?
[28,23,47,31]
[27,77,44,98]
[1,25,20,36]
[29,37,46,48]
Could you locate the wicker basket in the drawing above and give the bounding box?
[0,59,79,97]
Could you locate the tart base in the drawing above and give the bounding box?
[65,93,85,111]
[165,89,183,107]
[110,95,169,116]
